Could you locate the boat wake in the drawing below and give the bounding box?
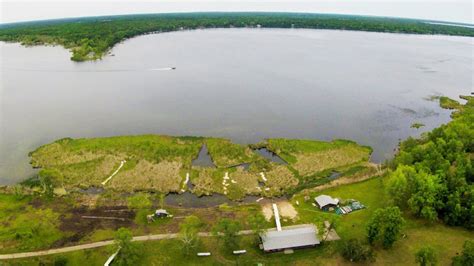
[1,67,176,72]
[148,67,176,71]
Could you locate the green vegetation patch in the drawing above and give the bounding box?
[0,194,63,252]
[439,96,462,110]
[205,138,255,168]
[410,122,425,129]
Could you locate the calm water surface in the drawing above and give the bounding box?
[1,29,472,184]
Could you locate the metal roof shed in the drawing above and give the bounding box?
[260,224,320,252]
[314,195,338,209]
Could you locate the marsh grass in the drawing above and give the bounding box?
[266,139,372,176]
[439,96,462,110]
[29,135,372,199]
[205,138,256,168]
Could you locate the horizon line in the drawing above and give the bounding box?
[1,11,473,27]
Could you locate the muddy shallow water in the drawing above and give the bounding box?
[1,28,472,184]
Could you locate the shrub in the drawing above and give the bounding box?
[452,240,474,266]
[415,246,437,266]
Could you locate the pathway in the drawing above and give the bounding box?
[0,230,253,260]
[101,160,126,185]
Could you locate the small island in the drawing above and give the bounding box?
[411,122,425,129]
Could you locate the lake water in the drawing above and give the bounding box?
[1,29,472,185]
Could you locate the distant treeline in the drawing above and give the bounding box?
[0,12,473,61]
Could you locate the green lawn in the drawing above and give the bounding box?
[4,177,472,265]
[293,177,474,265]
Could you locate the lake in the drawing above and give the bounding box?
[1,28,472,184]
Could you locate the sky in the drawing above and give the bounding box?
[0,0,473,25]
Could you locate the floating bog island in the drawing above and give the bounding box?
[29,135,372,200]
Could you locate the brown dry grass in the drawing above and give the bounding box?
[31,143,107,167]
[230,167,260,194]
[191,168,222,196]
[277,201,298,219]
[293,145,370,176]
[107,160,182,192]
[59,155,121,188]
[298,163,381,195]
[264,165,299,196]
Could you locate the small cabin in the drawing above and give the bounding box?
[314,195,339,211]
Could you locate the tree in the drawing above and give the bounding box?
[340,238,375,263]
[452,240,474,266]
[248,213,267,244]
[407,171,442,222]
[386,165,416,207]
[415,246,437,266]
[212,218,241,250]
[366,207,405,249]
[179,215,202,256]
[113,227,140,266]
[38,169,62,198]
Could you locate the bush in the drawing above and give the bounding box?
[452,240,474,266]
[53,256,68,266]
[340,238,375,262]
[415,246,437,266]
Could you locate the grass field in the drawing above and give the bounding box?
[292,177,474,265]
[6,176,472,265]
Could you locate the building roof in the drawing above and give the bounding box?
[155,209,168,214]
[260,224,320,251]
[314,195,338,208]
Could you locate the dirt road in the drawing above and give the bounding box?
[0,230,253,260]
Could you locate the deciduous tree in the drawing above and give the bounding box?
[113,227,140,266]
[212,218,241,250]
[179,215,202,255]
[366,207,405,249]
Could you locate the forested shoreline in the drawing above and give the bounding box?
[387,95,474,229]
[0,12,473,61]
